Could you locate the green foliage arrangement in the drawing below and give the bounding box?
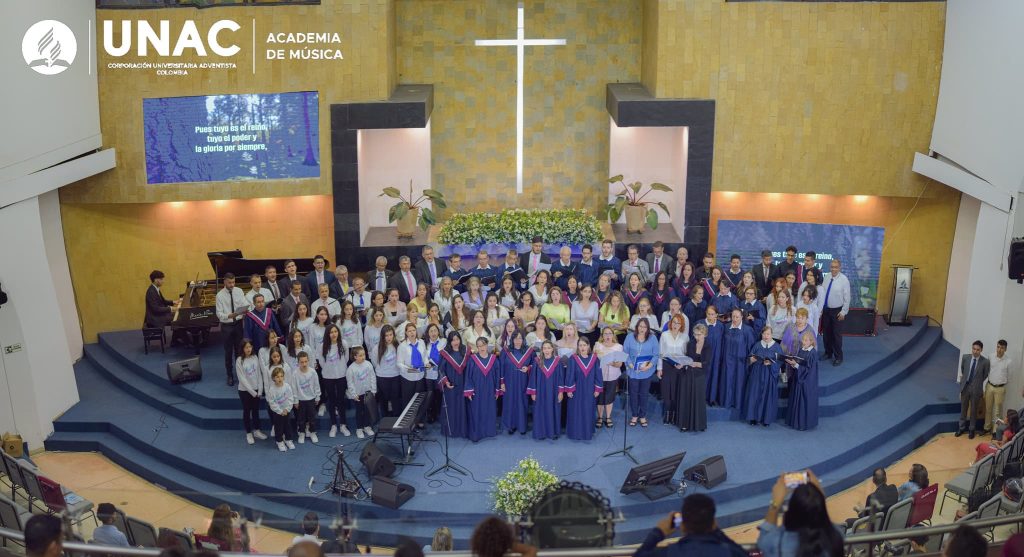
[379,180,448,231]
[605,174,673,230]
[437,208,603,246]
[492,456,560,517]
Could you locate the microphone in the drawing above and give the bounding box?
[308,476,315,490]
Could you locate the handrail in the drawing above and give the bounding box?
[2,512,1022,557]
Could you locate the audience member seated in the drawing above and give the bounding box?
[320,518,362,554]
[291,511,321,547]
[844,468,898,528]
[634,494,747,557]
[757,471,843,557]
[898,463,930,501]
[25,515,65,557]
[92,503,130,547]
[944,524,987,557]
[977,409,1019,462]
[394,539,424,557]
[470,516,537,557]
[288,540,325,557]
[423,526,453,553]
[206,504,249,552]
[1002,533,1024,557]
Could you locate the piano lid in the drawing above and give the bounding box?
[207,250,317,279]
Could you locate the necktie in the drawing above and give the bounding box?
[824,277,834,307]
[429,262,437,286]
[271,283,279,299]
[654,257,660,273]
[377,272,385,292]
[405,272,414,297]
[763,265,769,285]
[967,357,977,384]
[532,253,539,272]
[229,288,236,321]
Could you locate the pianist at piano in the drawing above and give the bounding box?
[144,270,183,345]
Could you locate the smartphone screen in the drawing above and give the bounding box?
[784,471,808,488]
[672,512,683,528]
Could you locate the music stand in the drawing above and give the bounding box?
[427,384,468,477]
[603,365,638,464]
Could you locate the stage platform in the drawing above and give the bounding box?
[46,317,961,547]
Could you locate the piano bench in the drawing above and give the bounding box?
[142,327,165,354]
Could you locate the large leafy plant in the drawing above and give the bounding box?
[492,456,559,517]
[437,208,603,246]
[605,174,672,229]
[379,180,447,231]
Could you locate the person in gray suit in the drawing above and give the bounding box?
[645,241,675,285]
[957,340,991,439]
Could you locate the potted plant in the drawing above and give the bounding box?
[605,175,672,233]
[492,456,559,519]
[379,180,447,238]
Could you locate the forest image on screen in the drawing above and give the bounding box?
[143,91,319,185]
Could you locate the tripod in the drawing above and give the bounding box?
[311,446,369,499]
[603,363,638,464]
[428,382,468,477]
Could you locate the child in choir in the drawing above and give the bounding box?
[541,287,571,336]
[318,324,350,437]
[526,315,556,350]
[786,331,820,431]
[266,367,297,451]
[744,326,783,427]
[291,352,321,444]
[528,341,565,440]
[712,279,738,319]
[262,346,291,434]
[337,301,363,357]
[465,337,502,442]
[345,347,377,439]
[594,327,624,428]
[624,318,659,427]
[621,272,648,314]
[422,323,446,423]
[397,323,428,428]
[373,325,401,418]
[565,338,602,441]
[721,308,756,411]
[236,339,266,445]
[629,298,660,334]
[438,331,469,438]
[500,329,533,435]
[649,272,675,317]
[683,287,707,329]
[700,306,725,406]
[284,329,313,372]
[739,286,767,333]
[258,331,283,378]
[309,307,331,362]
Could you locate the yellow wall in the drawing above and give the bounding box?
[395,0,642,216]
[645,0,945,198]
[62,197,335,342]
[709,185,961,323]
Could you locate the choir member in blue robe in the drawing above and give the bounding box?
[785,331,820,431]
[712,280,739,320]
[464,337,501,442]
[724,256,744,289]
[649,272,676,317]
[739,286,767,333]
[699,306,725,405]
[683,288,708,329]
[527,341,564,440]
[470,250,498,290]
[596,240,623,290]
[443,254,470,293]
[575,245,600,288]
[564,338,602,441]
[621,273,648,315]
[721,308,756,411]
[496,249,528,292]
[550,246,578,291]
[438,331,469,438]
[500,330,533,435]
[744,326,783,426]
[673,262,697,301]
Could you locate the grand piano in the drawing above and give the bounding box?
[170,251,315,352]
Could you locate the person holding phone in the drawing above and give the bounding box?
[633,494,747,557]
[758,470,843,557]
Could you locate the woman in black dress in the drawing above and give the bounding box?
[675,322,709,432]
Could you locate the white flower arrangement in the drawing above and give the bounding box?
[438,208,603,246]
[492,456,560,518]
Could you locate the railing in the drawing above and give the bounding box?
[3,511,1024,557]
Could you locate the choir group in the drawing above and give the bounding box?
[172,238,839,450]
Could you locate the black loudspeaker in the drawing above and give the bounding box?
[842,308,877,337]
[166,357,202,384]
[683,455,727,489]
[1009,238,1024,283]
[371,476,415,509]
[0,282,7,307]
[360,442,396,478]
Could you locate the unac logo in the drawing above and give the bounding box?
[22,20,78,76]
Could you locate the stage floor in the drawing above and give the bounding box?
[47,318,961,546]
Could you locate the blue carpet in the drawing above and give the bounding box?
[47,318,962,547]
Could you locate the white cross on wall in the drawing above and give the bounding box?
[475,2,566,194]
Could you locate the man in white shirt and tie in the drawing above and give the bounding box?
[414,245,441,292]
[957,340,990,439]
[216,273,250,386]
[366,256,393,294]
[984,339,1012,436]
[310,283,341,318]
[389,255,418,303]
[820,259,851,367]
[245,274,274,307]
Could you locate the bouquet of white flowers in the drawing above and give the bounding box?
[492,456,560,518]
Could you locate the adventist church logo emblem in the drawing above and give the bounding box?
[22,20,77,75]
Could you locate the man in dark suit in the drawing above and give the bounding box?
[414,245,443,293]
[388,255,418,303]
[278,281,309,329]
[144,270,178,328]
[693,252,716,282]
[524,236,551,285]
[329,265,351,300]
[366,256,394,294]
[957,340,991,439]
[751,249,777,299]
[279,259,309,301]
[845,468,898,527]
[304,254,337,299]
[645,241,674,285]
[263,265,286,307]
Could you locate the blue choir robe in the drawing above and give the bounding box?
[720,324,756,410]
[700,278,718,300]
[596,256,622,288]
[712,293,738,319]
[243,309,283,352]
[527,356,564,440]
[564,354,602,441]
[496,263,527,291]
[673,277,695,300]
[438,349,469,438]
[464,353,501,441]
[622,288,648,315]
[574,261,599,289]
[683,300,708,329]
[700,320,725,404]
[564,289,581,304]
[649,288,676,317]
[739,300,767,333]
[595,289,612,306]
[786,347,820,431]
[470,265,498,289]
[725,269,744,290]
[443,267,470,293]
[500,347,534,433]
[743,340,783,425]
[549,260,578,291]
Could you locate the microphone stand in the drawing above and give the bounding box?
[603,360,638,464]
[428,378,468,477]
